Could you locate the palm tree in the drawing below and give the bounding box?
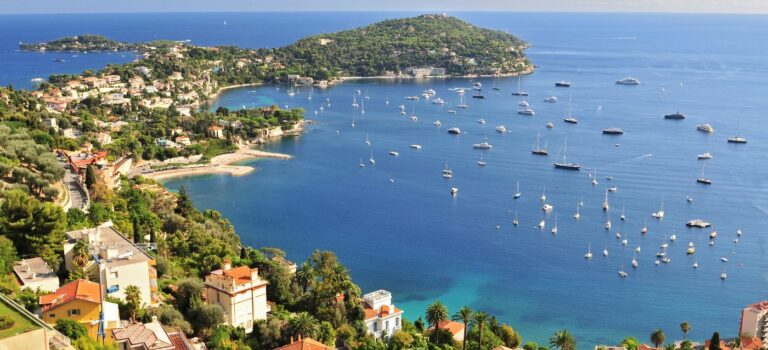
[124,285,142,322]
[426,301,449,344]
[295,262,314,293]
[290,312,320,339]
[621,336,639,350]
[651,329,666,348]
[680,322,691,340]
[664,344,676,350]
[549,329,576,350]
[452,306,474,350]
[71,240,90,279]
[473,311,489,350]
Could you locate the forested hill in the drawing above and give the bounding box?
[274,14,530,77]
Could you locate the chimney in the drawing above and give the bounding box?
[222,259,232,271]
[151,316,158,323]
[290,336,294,344]
[31,272,37,279]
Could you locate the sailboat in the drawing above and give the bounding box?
[697,161,712,184]
[365,134,371,147]
[602,189,609,211]
[531,133,549,155]
[584,244,593,259]
[513,212,519,226]
[359,158,365,168]
[351,117,356,128]
[513,180,522,199]
[618,265,628,278]
[631,253,638,268]
[368,148,375,165]
[641,218,648,234]
[592,168,599,186]
[574,203,580,220]
[352,94,359,108]
[457,93,469,109]
[512,75,528,96]
[308,87,313,101]
[551,213,558,234]
[553,137,581,170]
[603,244,609,257]
[477,151,487,166]
[563,96,578,124]
[620,207,626,221]
[540,185,547,201]
[721,266,727,280]
[361,98,365,115]
[652,199,665,219]
[442,163,453,179]
[728,115,748,143]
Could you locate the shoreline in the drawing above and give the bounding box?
[338,66,535,82]
[141,145,292,181]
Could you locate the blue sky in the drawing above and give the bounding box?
[3,0,768,14]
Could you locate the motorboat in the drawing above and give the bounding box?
[447,127,461,134]
[697,124,714,133]
[410,144,422,150]
[389,151,399,156]
[555,81,571,87]
[664,112,686,120]
[434,120,442,127]
[473,140,493,150]
[616,77,640,85]
[546,121,554,129]
[698,152,713,160]
[450,187,459,196]
[602,128,624,135]
[517,107,535,116]
[496,125,508,133]
[727,136,747,144]
[544,96,558,103]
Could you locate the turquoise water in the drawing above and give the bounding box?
[4,11,768,346]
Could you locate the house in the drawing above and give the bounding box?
[361,290,404,339]
[111,316,198,350]
[82,77,107,88]
[103,75,122,84]
[207,125,225,139]
[318,38,334,46]
[740,336,763,350]
[204,259,268,334]
[39,279,120,338]
[175,135,191,146]
[273,337,331,350]
[408,67,446,77]
[741,301,768,344]
[97,132,112,145]
[594,347,626,350]
[12,258,60,293]
[0,294,71,350]
[42,117,59,131]
[63,223,158,306]
[169,72,183,80]
[272,256,297,274]
[431,320,465,343]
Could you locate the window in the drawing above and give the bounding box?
[396,317,400,326]
[49,314,56,318]
[373,322,378,332]
[110,271,118,279]
[385,320,389,330]
[68,309,81,316]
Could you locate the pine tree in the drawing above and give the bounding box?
[174,185,194,217]
[84,165,97,190]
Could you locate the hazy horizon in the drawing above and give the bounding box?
[4,0,768,15]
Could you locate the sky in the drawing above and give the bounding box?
[3,0,768,14]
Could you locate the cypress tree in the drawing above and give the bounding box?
[709,332,721,350]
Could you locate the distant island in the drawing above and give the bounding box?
[20,34,148,52]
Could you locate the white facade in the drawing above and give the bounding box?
[204,260,268,334]
[362,290,403,339]
[741,301,768,342]
[12,258,60,293]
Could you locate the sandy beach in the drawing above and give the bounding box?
[141,145,291,180]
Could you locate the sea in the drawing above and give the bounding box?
[4,11,768,346]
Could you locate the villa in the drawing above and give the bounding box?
[12,257,60,292]
[274,337,331,350]
[741,301,768,345]
[204,259,269,334]
[431,320,465,342]
[111,316,200,350]
[361,290,404,339]
[39,279,120,338]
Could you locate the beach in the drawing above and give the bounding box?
[141,145,292,180]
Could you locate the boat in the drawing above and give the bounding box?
[542,204,553,212]
[584,244,593,259]
[512,76,528,96]
[574,203,581,219]
[432,97,445,105]
[410,115,418,121]
[553,137,581,170]
[473,139,493,150]
[551,213,558,234]
[478,119,486,124]
[721,271,727,280]
[544,96,558,103]
[687,243,695,255]
[710,231,718,239]
[457,93,469,109]
[563,98,578,124]
[602,128,624,135]
[721,257,728,262]
[620,207,626,221]
[727,136,747,144]
[359,159,366,168]
[434,120,442,127]
[603,246,609,257]
[53,58,66,63]
[636,247,641,253]
[30,77,45,83]
[389,151,399,156]
[605,219,612,230]
[664,112,686,120]
[518,100,530,107]
[368,149,375,165]
[698,152,713,160]
[540,185,547,202]
[447,127,461,134]
[447,109,456,114]
[531,133,549,155]
[697,124,714,133]
[517,107,535,116]
[472,94,485,99]
[697,162,712,185]
[602,189,610,211]
[410,144,422,150]
[442,163,453,179]
[405,96,419,100]
[539,219,546,230]
[651,199,665,219]
[450,187,459,196]
[616,77,641,85]
[555,81,571,87]
[513,180,522,199]
[608,186,618,192]
[631,254,638,268]
[670,234,677,241]
[496,125,508,133]
[473,82,482,90]
[546,122,554,129]
[592,169,599,186]
[693,260,699,269]
[737,229,743,236]
[686,219,711,228]
[477,151,487,167]
[513,212,519,226]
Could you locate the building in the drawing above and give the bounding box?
[63,223,158,306]
[741,301,768,343]
[12,257,60,292]
[39,279,120,338]
[361,290,403,339]
[594,347,626,350]
[207,125,225,139]
[431,320,465,343]
[111,316,199,350]
[97,132,113,145]
[0,294,72,350]
[204,259,268,334]
[740,336,764,350]
[408,67,447,77]
[703,340,731,350]
[175,135,191,146]
[273,337,331,350]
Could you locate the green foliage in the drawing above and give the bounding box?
[208,325,252,350]
[0,125,64,197]
[251,317,287,350]
[621,336,639,350]
[709,332,721,350]
[680,322,691,339]
[125,285,142,321]
[174,185,195,218]
[0,315,14,330]
[190,300,225,338]
[0,236,18,274]
[317,321,336,346]
[549,330,576,350]
[391,330,415,350]
[426,300,449,344]
[0,189,66,271]
[524,341,539,350]
[289,312,320,338]
[497,324,522,348]
[72,336,118,350]
[651,329,666,348]
[54,319,88,340]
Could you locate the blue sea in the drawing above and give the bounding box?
[5,11,768,346]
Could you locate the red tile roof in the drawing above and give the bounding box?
[210,266,261,286]
[704,340,731,350]
[433,320,465,336]
[745,301,768,311]
[39,279,100,312]
[274,338,331,350]
[362,302,403,321]
[741,336,763,350]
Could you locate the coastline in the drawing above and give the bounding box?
[337,66,536,82]
[141,145,292,181]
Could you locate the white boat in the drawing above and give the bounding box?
[574,204,580,220]
[432,98,445,105]
[410,115,418,121]
[518,100,530,107]
[641,219,648,234]
[542,204,553,212]
[585,244,593,259]
[538,219,546,230]
[540,185,547,201]
[697,123,714,133]
[410,144,422,150]
[544,96,558,103]
[592,168,599,186]
[687,243,696,255]
[447,109,457,114]
[473,140,493,150]
[447,127,461,134]
[513,212,519,226]
[477,151,487,167]
[620,207,626,221]
[496,125,507,133]
[602,189,610,211]
[478,118,486,124]
[368,148,375,165]
[551,213,558,234]
[603,246,609,257]
[442,163,453,179]
[405,96,419,101]
[698,152,713,160]
[728,136,747,144]
[512,75,528,96]
[670,234,677,241]
[737,229,743,236]
[359,159,366,168]
[652,199,665,219]
[693,260,699,269]
[605,220,612,230]
[365,134,371,147]
[721,272,727,280]
[721,257,728,262]
[616,77,641,85]
[631,254,638,268]
[513,180,522,199]
[546,121,554,129]
[710,231,718,239]
[608,186,618,192]
[473,82,482,90]
[635,247,641,253]
[389,151,399,156]
[517,107,535,116]
[434,120,442,127]
[450,187,459,196]
[616,232,622,239]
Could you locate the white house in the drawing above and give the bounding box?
[362,290,403,339]
[12,258,60,292]
[204,259,268,334]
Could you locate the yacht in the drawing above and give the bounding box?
[546,121,554,129]
[697,162,712,185]
[584,244,593,259]
[553,137,581,170]
[518,100,530,107]
[389,151,399,156]
[602,189,610,211]
[405,96,419,101]
[531,133,549,155]
[687,242,696,255]
[698,152,713,160]
[434,120,442,127]
[737,229,743,236]
[670,234,677,241]
[368,149,375,165]
[697,124,714,133]
[542,204,553,212]
[517,107,535,116]
[410,115,418,122]
[410,144,422,150]
[555,81,571,87]
[602,128,624,135]
[496,125,508,133]
[664,112,686,120]
[432,98,445,105]
[544,96,558,103]
[513,180,522,199]
[709,231,718,239]
[447,109,457,114]
[727,136,747,144]
[473,139,493,150]
[564,116,578,124]
[721,257,728,262]
[693,260,699,269]
[652,200,665,219]
[616,77,641,85]
[686,219,711,228]
[620,207,626,221]
[450,187,459,196]
[442,163,453,179]
[512,75,528,96]
[608,186,618,192]
[447,127,461,134]
[473,82,482,90]
[721,271,727,280]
